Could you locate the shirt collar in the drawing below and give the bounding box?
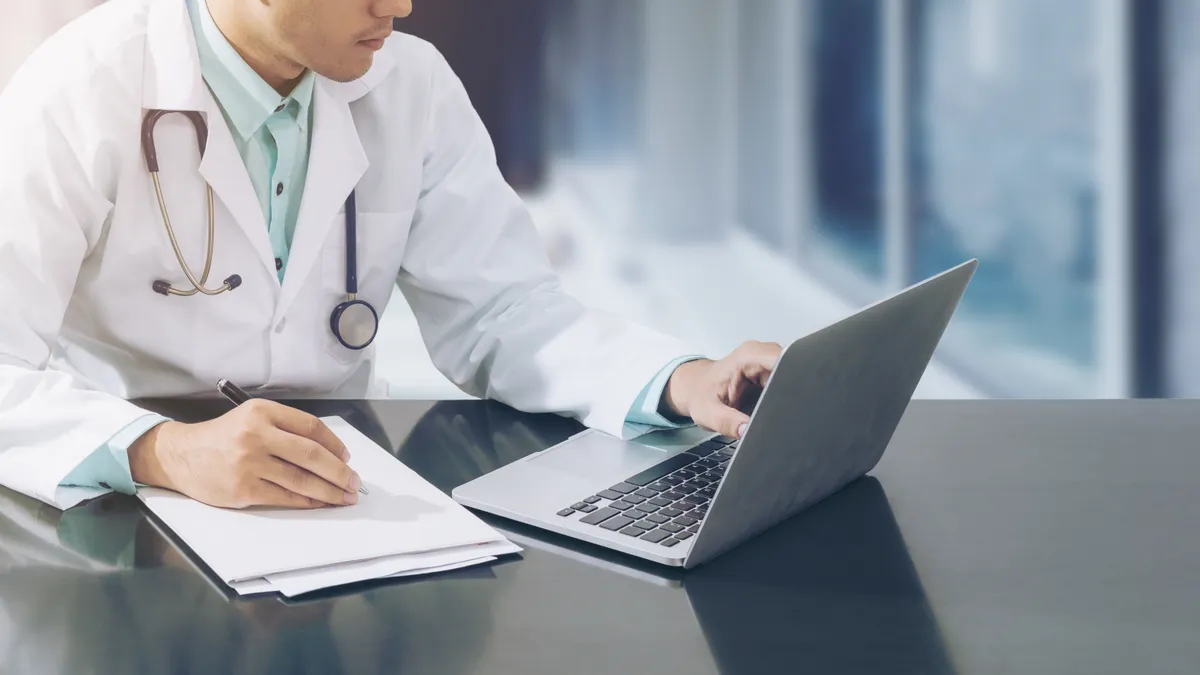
[187,0,315,140]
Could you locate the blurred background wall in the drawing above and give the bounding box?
[4,0,1194,401]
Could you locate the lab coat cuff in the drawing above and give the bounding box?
[0,401,160,511]
[624,355,707,428]
[584,339,703,441]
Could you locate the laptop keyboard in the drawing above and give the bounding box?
[556,436,738,548]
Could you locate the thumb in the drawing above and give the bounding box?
[695,401,750,440]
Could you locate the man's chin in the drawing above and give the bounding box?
[316,58,374,84]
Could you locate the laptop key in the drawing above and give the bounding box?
[677,499,700,511]
[674,469,696,480]
[556,508,575,517]
[648,497,672,507]
[715,455,731,464]
[619,526,644,537]
[650,480,673,492]
[625,453,700,487]
[600,515,635,531]
[662,523,684,533]
[698,487,717,499]
[663,476,685,486]
[624,494,646,505]
[641,529,671,543]
[608,483,638,494]
[584,496,601,504]
[676,531,695,540]
[646,514,669,524]
[634,488,659,498]
[609,500,634,511]
[596,489,625,501]
[571,502,588,510]
[579,504,598,513]
[579,508,618,525]
[662,491,687,501]
[632,519,656,530]
[659,507,684,518]
[661,538,681,547]
[695,458,719,470]
[675,516,698,527]
[635,503,659,514]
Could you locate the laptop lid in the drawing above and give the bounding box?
[685,260,977,567]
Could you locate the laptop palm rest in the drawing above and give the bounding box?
[527,430,673,481]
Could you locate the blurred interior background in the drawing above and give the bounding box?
[4,0,1195,401]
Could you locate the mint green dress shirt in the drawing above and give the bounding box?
[59,0,698,495]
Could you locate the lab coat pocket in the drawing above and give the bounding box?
[321,210,414,364]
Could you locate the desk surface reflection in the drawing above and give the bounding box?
[1,399,1197,675]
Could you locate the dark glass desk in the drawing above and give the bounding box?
[1,399,1197,674]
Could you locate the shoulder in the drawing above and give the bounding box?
[0,0,149,125]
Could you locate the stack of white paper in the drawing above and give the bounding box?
[137,417,519,597]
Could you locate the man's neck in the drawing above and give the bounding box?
[204,0,307,96]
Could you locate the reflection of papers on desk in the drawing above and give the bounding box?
[138,417,518,597]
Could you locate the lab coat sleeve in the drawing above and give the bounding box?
[0,76,159,510]
[396,49,699,439]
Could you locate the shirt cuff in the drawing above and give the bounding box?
[623,355,707,429]
[59,414,171,495]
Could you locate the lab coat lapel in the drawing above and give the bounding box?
[142,0,278,283]
[196,102,279,282]
[276,80,368,318]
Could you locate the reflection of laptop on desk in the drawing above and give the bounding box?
[493,477,955,675]
[454,260,976,568]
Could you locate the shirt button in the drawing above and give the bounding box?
[274,103,285,113]
[276,183,284,196]
[275,257,283,271]
[100,482,111,489]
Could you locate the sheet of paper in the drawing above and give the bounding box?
[230,577,276,596]
[138,417,510,583]
[229,555,500,597]
[267,540,521,597]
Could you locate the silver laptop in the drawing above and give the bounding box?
[453,259,977,568]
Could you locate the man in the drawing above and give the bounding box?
[0,0,780,512]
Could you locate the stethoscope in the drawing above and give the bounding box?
[140,109,379,350]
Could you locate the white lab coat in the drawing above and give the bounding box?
[0,0,691,510]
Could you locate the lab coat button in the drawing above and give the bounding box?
[276,183,284,196]
[99,482,110,489]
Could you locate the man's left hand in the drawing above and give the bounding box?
[662,341,783,439]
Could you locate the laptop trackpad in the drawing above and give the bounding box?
[529,430,672,480]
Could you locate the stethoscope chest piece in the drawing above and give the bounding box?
[330,298,379,350]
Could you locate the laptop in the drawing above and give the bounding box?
[453,259,977,568]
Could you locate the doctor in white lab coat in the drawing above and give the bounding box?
[0,0,780,512]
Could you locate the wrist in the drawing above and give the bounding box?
[663,359,711,419]
[128,421,185,491]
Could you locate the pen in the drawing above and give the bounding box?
[216,379,367,495]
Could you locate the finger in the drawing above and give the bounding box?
[253,479,327,510]
[737,342,783,387]
[262,456,357,506]
[265,405,350,462]
[268,431,360,497]
[693,401,750,440]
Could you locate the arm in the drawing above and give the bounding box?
[0,72,160,509]
[397,49,695,439]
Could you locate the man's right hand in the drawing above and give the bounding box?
[128,400,361,509]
